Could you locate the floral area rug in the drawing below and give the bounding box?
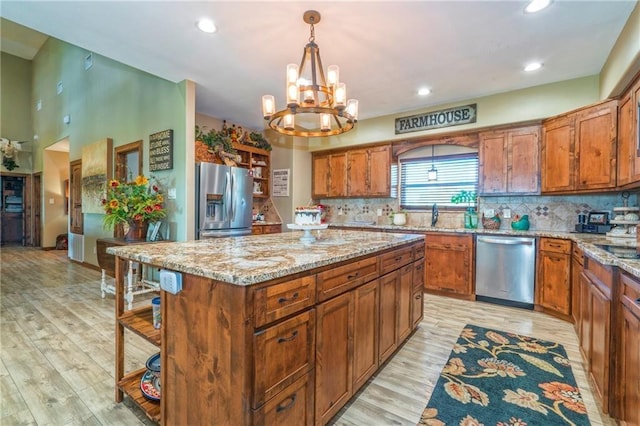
[419,324,590,426]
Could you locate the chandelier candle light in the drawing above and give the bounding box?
[262,10,359,137]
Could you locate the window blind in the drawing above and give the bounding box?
[400,153,478,209]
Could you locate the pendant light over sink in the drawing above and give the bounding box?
[261,10,359,137]
[428,145,438,181]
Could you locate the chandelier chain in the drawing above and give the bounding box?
[309,23,315,43]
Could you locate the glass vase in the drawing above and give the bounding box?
[464,209,478,229]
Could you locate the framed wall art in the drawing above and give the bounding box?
[81,138,113,213]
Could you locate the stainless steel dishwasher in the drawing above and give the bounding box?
[475,235,536,309]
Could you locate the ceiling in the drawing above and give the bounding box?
[1,1,637,132]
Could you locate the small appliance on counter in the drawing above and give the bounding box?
[574,211,612,234]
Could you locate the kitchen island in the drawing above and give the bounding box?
[108,229,425,425]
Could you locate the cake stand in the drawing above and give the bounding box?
[287,223,329,243]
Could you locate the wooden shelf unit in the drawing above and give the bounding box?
[117,368,161,423]
[233,142,270,198]
[114,255,161,422]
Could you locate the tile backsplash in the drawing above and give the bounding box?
[317,193,638,231]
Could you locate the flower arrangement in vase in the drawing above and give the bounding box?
[451,190,478,229]
[102,175,166,241]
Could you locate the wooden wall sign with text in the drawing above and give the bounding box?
[395,104,477,134]
[149,129,173,171]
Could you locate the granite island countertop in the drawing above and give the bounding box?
[107,229,424,286]
[330,222,640,278]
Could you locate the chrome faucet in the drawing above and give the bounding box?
[431,203,439,227]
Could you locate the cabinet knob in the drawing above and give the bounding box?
[347,272,360,280]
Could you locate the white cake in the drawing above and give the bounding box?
[294,207,323,226]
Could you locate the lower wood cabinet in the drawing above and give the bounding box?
[252,223,282,235]
[253,374,315,426]
[617,271,640,425]
[571,244,584,330]
[353,280,379,390]
[536,238,572,317]
[578,255,613,414]
[315,292,353,424]
[379,271,399,364]
[424,233,474,298]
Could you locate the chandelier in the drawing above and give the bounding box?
[261,10,359,137]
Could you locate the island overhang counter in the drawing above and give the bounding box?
[108,229,426,425]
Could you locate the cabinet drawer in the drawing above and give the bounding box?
[254,276,317,328]
[317,257,378,302]
[584,256,613,298]
[264,224,282,234]
[380,246,413,275]
[252,373,314,426]
[620,271,640,318]
[253,310,316,408]
[540,238,571,254]
[413,242,425,260]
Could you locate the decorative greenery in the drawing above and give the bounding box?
[451,190,477,211]
[1,141,20,171]
[102,175,166,229]
[195,125,236,154]
[249,132,272,151]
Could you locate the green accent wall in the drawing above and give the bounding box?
[30,37,189,265]
[1,52,33,173]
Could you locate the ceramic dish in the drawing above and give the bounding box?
[146,352,160,373]
[140,369,161,401]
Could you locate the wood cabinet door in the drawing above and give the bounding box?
[315,291,353,424]
[632,80,640,182]
[69,159,83,234]
[617,92,634,187]
[509,127,540,194]
[347,149,368,196]
[537,251,571,315]
[542,115,575,192]
[378,271,398,364]
[621,305,640,425]
[329,153,348,197]
[397,264,413,343]
[353,280,379,390]
[425,234,473,296]
[479,131,507,194]
[571,252,583,330]
[579,272,592,363]
[312,155,330,198]
[575,100,617,190]
[368,146,391,196]
[253,374,314,426]
[589,281,611,412]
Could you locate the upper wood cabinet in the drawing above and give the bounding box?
[617,75,640,188]
[312,145,391,199]
[479,125,540,195]
[541,100,617,193]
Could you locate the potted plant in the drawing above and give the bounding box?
[102,175,166,241]
[451,190,478,229]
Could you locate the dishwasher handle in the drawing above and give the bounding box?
[477,236,534,246]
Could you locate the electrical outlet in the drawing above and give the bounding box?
[93,247,97,254]
[168,188,176,200]
[485,209,495,217]
[377,208,382,216]
[503,209,511,218]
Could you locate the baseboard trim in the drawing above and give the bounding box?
[42,246,57,251]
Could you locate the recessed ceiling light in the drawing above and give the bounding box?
[525,0,551,13]
[197,18,217,33]
[524,62,543,72]
[418,88,431,96]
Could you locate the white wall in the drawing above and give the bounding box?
[42,149,69,247]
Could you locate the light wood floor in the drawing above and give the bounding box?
[1,247,615,425]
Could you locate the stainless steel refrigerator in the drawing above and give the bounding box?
[196,162,253,238]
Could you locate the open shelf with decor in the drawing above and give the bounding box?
[232,142,270,198]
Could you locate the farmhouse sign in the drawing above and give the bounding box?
[395,104,477,134]
[149,129,173,171]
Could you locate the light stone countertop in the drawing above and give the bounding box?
[107,229,424,286]
[330,222,640,279]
